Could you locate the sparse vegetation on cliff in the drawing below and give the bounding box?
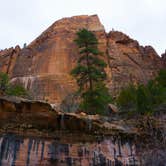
[71,29,112,115]
[116,69,166,114]
[0,72,28,97]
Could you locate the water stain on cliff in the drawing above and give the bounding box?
[0,134,139,166]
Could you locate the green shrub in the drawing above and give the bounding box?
[156,69,166,87]
[136,85,152,114]
[0,72,28,97]
[6,85,28,97]
[116,84,137,112]
[116,69,166,115]
[0,72,10,94]
[80,83,113,115]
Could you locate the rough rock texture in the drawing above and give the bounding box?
[9,15,108,105]
[1,96,165,136]
[0,134,139,166]
[0,46,21,75]
[0,97,165,166]
[107,31,164,94]
[0,15,165,105]
[0,97,139,135]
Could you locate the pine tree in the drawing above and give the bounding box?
[71,29,112,114]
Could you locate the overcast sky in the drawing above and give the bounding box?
[0,0,165,55]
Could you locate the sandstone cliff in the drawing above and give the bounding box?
[107,31,164,93]
[0,46,21,75]
[0,15,165,105]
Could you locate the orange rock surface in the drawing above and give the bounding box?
[0,15,165,105]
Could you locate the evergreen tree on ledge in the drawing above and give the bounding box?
[71,29,112,115]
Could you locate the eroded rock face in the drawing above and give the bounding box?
[0,15,165,104]
[0,97,165,165]
[0,97,138,134]
[0,46,21,75]
[0,134,140,166]
[10,15,108,105]
[107,31,164,94]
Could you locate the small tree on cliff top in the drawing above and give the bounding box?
[71,29,112,114]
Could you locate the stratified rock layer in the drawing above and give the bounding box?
[0,15,165,105]
[0,97,165,166]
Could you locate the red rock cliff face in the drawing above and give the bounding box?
[0,46,21,75]
[10,15,108,105]
[0,15,165,105]
[107,31,164,94]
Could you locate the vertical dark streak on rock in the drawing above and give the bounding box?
[26,138,33,166]
[6,49,16,75]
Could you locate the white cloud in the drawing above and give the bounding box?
[0,0,165,54]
